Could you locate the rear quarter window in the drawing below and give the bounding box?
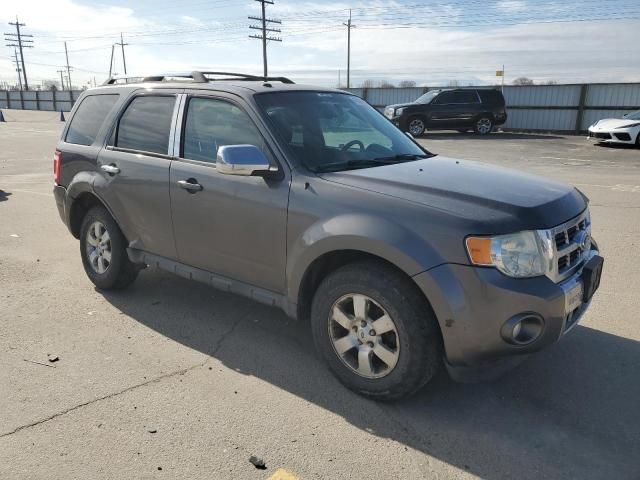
[478,90,505,106]
[65,94,120,146]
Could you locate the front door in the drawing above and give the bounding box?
[428,90,481,129]
[169,94,290,293]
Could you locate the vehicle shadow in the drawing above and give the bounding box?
[422,131,565,141]
[594,142,640,150]
[0,190,11,202]
[102,269,639,479]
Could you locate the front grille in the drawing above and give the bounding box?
[549,210,591,282]
[591,132,611,139]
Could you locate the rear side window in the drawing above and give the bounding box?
[114,96,175,155]
[478,90,505,106]
[182,97,267,163]
[65,94,119,146]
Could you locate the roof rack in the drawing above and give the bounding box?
[102,71,294,86]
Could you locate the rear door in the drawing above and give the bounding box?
[169,92,290,293]
[428,90,481,128]
[94,90,182,259]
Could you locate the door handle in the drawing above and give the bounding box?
[177,179,203,192]
[101,164,120,175]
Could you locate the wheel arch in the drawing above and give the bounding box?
[287,214,446,321]
[66,173,122,240]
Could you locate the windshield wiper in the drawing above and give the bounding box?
[370,153,430,162]
[316,154,429,173]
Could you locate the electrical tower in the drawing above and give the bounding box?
[343,9,355,89]
[5,16,33,90]
[116,33,128,74]
[249,0,282,80]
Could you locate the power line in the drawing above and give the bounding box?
[248,0,281,79]
[5,16,33,90]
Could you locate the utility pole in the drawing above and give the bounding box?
[109,44,115,77]
[13,49,23,90]
[343,10,356,89]
[249,0,282,80]
[116,33,128,74]
[64,41,72,90]
[57,69,66,90]
[5,16,34,90]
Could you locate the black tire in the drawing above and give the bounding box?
[636,132,640,148]
[474,116,494,135]
[407,116,426,137]
[79,205,139,290]
[311,260,442,400]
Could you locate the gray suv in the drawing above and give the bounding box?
[53,72,604,400]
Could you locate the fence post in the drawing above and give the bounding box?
[52,89,57,111]
[35,90,40,110]
[4,90,9,109]
[575,84,588,134]
[19,89,24,110]
[362,87,369,103]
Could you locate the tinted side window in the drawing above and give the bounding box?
[433,92,455,105]
[115,96,175,155]
[478,90,505,105]
[451,91,480,104]
[65,94,119,146]
[182,97,267,163]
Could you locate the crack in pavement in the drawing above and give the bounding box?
[0,313,247,439]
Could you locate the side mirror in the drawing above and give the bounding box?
[216,145,274,176]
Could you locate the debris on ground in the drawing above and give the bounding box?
[47,354,59,363]
[148,428,158,434]
[23,358,56,368]
[10,234,20,238]
[249,455,267,470]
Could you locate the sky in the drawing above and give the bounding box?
[1,0,640,89]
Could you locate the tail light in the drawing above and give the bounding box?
[53,150,62,184]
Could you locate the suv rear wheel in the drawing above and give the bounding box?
[311,260,442,400]
[474,116,493,135]
[407,117,426,137]
[80,205,140,290]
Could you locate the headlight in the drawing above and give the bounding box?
[395,107,405,116]
[465,231,554,278]
[616,122,640,129]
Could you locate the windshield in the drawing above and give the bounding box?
[255,92,431,173]
[414,91,439,104]
[624,110,640,120]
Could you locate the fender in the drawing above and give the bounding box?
[286,213,446,304]
[64,171,119,238]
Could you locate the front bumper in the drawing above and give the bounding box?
[587,127,636,144]
[413,247,601,369]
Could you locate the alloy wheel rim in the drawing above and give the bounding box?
[85,221,112,274]
[328,294,400,379]
[477,118,492,134]
[409,119,424,136]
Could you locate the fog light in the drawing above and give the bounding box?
[501,314,544,345]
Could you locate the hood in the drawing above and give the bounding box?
[385,102,416,110]
[319,156,587,233]
[591,118,639,130]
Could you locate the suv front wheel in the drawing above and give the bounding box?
[311,260,442,400]
[407,117,426,137]
[80,205,140,290]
